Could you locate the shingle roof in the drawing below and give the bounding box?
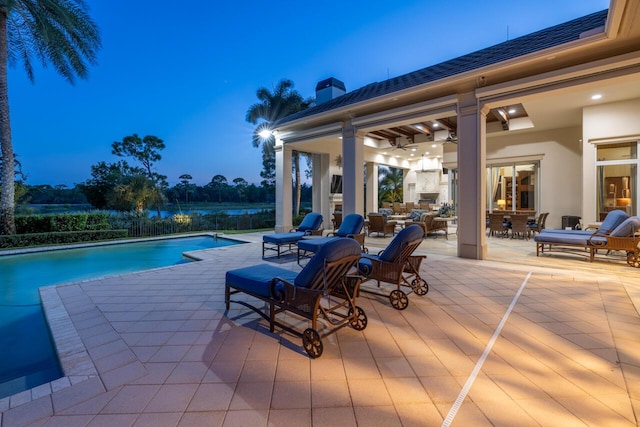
[278,9,607,126]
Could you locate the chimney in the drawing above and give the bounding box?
[315,77,346,105]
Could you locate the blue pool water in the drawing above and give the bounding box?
[0,235,241,398]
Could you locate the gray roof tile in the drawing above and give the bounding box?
[279,9,607,125]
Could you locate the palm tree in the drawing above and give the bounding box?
[245,79,313,216]
[0,0,101,235]
[379,166,404,205]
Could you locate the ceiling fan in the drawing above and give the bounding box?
[434,131,457,144]
[391,136,419,150]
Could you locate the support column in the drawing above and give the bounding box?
[312,153,331,224]
[365,162,378,214]
[342,121,365,216]
[275,142,293,232]
[456,92,487,259]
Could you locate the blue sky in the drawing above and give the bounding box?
[9,0,609,187]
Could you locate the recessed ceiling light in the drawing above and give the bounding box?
[425,151,430,155]
[508,108,516,114]
[382,152,387,155]
[433,123,439,128]
[411,148,416,151]
[431,144,437,148]
[591,94,602,100]
[410,153,414,157]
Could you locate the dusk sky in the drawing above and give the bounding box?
[9,0,608,187]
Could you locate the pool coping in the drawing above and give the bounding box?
[0,232,254,411]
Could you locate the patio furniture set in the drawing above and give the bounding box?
[368,208,451,238]
[226,214,429,357]
[487,212,548,240]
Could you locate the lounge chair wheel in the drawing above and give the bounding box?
[627,253,640,268]
[302,328,323,358]
[412,278,429,296]
[389,290,409,310]
[349,306,368,331]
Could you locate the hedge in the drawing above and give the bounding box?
[0,230,129,249]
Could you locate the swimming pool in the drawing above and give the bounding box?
[0,235,241,399]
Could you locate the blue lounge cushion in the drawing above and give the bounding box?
[534,232,607,246]
[358,225,424,276]
[297,212,323,232]
[295,238,361,288]
[335,214,364,237]
[609,216,640,237]
[379,225,424,262]
[263,231,305,244]
[596,209,628,234]
[297,237,333,253]
[226,264,298,298]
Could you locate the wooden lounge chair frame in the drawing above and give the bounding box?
[226,248,367,358]
[536,233,640,267]
[360,236,428,310]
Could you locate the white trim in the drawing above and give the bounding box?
[277,122,343,144]
[588,135,640,145]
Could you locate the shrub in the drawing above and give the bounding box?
[0,230,129,249]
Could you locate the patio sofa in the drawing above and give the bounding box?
[534,214,640,267]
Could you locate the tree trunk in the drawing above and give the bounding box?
[0,12,16,235]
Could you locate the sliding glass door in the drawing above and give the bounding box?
[486,162,538,213]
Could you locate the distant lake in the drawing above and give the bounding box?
[18,204,275,217]
[150,208,269,218]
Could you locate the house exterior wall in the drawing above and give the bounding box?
[583,97,640,224]
[488,126,583,229]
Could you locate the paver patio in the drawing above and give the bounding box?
[1,230,639,426]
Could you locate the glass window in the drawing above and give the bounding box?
[596,151,637,219]
[487,162,538,213]
[595,141,638,219]
[597,143,637,161]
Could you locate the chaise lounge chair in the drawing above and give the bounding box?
[297,213,366,263]
[358,225,428,310]
[534,213,640,267]
[225,238,367,357]
[262,212,323,258]
[539,209,628,236]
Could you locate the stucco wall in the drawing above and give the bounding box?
[582,98,640,224]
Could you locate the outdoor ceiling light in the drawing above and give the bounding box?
[258,129,272,139]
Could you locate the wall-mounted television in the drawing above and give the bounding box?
[331,174,342,194]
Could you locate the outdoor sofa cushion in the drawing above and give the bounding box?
[378,208,393,218]
[409,209,427,221]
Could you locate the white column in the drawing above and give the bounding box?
[365,162,378,214]
[275,142,293,232]
[456,92,487,259]
[342,121,365,216]
[312,153,331,223]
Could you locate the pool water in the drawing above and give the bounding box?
[0,235,240,399]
